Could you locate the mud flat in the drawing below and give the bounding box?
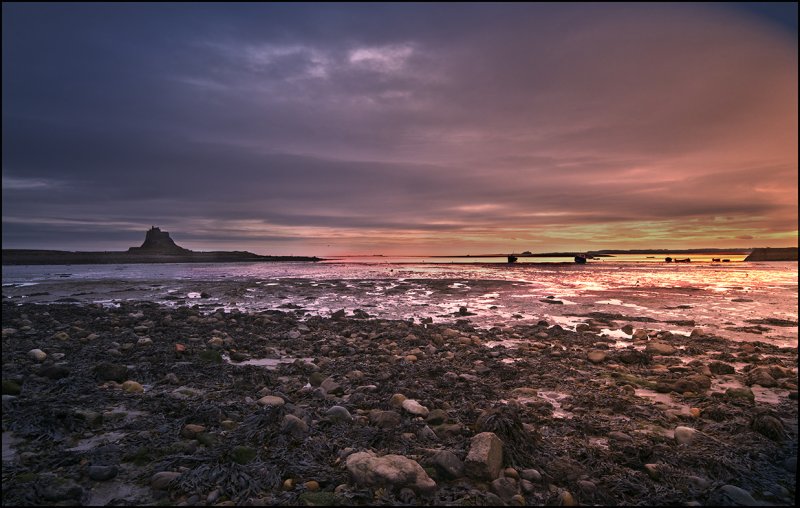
[1,300,797,506]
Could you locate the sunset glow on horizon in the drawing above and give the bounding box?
[2,3,797,256]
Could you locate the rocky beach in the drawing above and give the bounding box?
[2,287,797,506]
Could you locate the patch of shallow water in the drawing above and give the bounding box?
[537,391,573,418]
[595,299,649,311]
[588,436,609,449]
[2,431,22,462]
[67,431,127,452]
[87,481,149,506]
[103,406,148,425]
[634,388,692,416]
[547,315,585,330]
[710,378,787,404]
[600,328,632,340]
[224,354,313,369]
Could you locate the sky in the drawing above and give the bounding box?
[2,3,797,256]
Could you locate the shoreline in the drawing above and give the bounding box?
[1,250,322,266]
[2,300,796,505]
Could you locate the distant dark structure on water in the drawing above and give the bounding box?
[574,254,587,264]
[507,255,518,263]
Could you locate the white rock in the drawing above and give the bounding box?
[346,451,436,494]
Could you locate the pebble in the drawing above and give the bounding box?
[137,337,153,346]
[325,405,353,423]
[709,485,757,506]
[520,468,541,482]
[369,409,402,429]
[608,431,633,443]
[725,387,755,402]
[645,342,677,355]
[587,350,606,363]
[401,399,429,417]
[674,426,696,445]
[560,490,578,506]
[181,424,206,438]
[644,463,660,480]
[426,450,464,480]
[28,349,47,362]
[320,377,344,396]
[121,380,144,393]
[151,471,182,490]
[281,414,309,438]
[425,408,448,426]
[257,395,285,407]
[490,477,518,501]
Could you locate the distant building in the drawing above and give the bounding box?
[127,226,191,254]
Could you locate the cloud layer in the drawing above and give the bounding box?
[2,3,797,254]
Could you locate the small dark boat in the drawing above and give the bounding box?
[674,258,691,263]
[665,257,673,263]
[574,255,587,264]
[712,258,721,262]
[507,255,518,263]
[722,259,730,262]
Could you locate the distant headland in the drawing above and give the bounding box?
[743,247,798,262]
[1,226,322,265]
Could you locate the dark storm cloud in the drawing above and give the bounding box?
[2,3,797,253]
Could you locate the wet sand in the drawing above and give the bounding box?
[1,298,796,506]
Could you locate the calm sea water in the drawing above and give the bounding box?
[2,257,797,347]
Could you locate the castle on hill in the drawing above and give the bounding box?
[127,226,192,255]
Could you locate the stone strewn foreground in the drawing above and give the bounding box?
[1,300,797,506]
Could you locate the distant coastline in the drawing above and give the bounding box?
[1,227,321,265]
[743,247,798,262]
[433,248,754,258]
[431,248,796,261]
[0,249,322,265]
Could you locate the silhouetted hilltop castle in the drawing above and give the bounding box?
[127,226,191,255]
[2,226,322,264]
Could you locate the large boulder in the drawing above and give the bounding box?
[646,342,677,355]
[707,485,758,506]
[464,432,503,481]
[424,450,465,480]
[745,367,777,387]
[345,451,436,494]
